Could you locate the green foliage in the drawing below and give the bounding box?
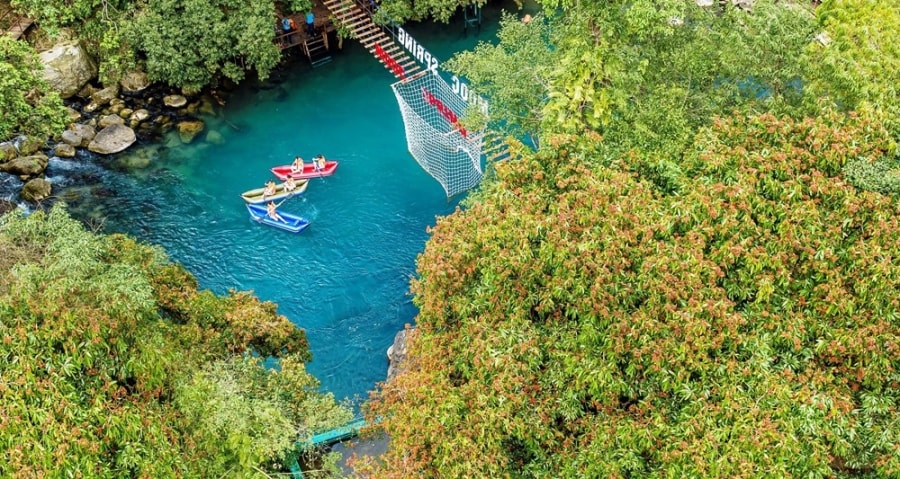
[0,36,67,142]
[843,154,900,196]
[175,354,353,477]
[443,12,553,145]
[805,0,900,136]
[377,0,495,23]
[358,111,900,478]
[285,0,314,14]
[447,0,816,157]
[124,0,282,90]
[0,206,350,477]
[12,0,284,90]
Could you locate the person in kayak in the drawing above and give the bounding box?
[283,176,297,192]
[266,201,286,222]
[263,180,278,198]
[291,156,305,172]
[313,155,326,171]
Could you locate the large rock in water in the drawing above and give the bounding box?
[88,124,136,155]
[0,154,49,178]
[21,178,52,203]
[387,327,414,381]
[39,41,98,99]
[177,120,205,144]
[0,143,17,163]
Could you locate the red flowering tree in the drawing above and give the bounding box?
[356,111,900,478]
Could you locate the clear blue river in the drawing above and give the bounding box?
[55,1,534,405]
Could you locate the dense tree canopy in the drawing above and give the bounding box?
[124,0,288,91]
[355,2,900,476]
[447,0,817,156]
[360,110,900,478]
[0,206,351,477]
[10,0,313,89]
[0,36,67,142]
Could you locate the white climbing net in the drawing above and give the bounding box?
[391,70,484,197]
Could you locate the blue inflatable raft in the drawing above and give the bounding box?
[246,203,310,233]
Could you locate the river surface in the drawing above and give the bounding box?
[34,1,534,405]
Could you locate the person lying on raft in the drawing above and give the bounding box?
[263,180,278,198]
[283,176,297,192]
[266,201,286,222]
[291,156,304,172]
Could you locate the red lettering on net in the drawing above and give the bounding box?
[421,87,467,137]
[374,43,406,80]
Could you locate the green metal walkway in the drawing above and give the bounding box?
[289,418,368,478]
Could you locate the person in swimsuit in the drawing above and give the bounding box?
[284,176,297,192]
[262,180,277,198]
[266,201,286,222]
[291,156,304,172]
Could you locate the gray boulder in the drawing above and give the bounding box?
[70,124,96,146]
[65,107,82,123]
[120,71,150,93]
[387,327,413,381]
[0,154,49,178]
[60,129,83,146]
[39,41,98,99]
[18,137,44,155]
[98,114,125,128]
[88,124,136,155]
[21,178,52,203]
[91,85,119,107]
[54,143,77,158]
[0,143,17,163]
[163,94,188,108]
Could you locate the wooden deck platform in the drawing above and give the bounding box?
[275,6,338,66]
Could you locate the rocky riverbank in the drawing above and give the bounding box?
[0,35,245,210]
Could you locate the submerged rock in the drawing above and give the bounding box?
[177,120,205,144]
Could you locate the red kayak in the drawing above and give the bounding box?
[271,161,339,180]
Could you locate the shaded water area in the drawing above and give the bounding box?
[12,0,535,405]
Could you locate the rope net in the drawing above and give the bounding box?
[391,71,484,197]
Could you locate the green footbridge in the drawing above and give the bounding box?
[289,418,368,478]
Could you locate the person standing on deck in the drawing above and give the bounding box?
[306,11,315,36]
[282,17,295,45]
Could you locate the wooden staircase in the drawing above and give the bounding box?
[303,33,332,67]
[0,7,32,40]
[320,0,420,80]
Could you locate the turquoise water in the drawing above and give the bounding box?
[61,1,535,404]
